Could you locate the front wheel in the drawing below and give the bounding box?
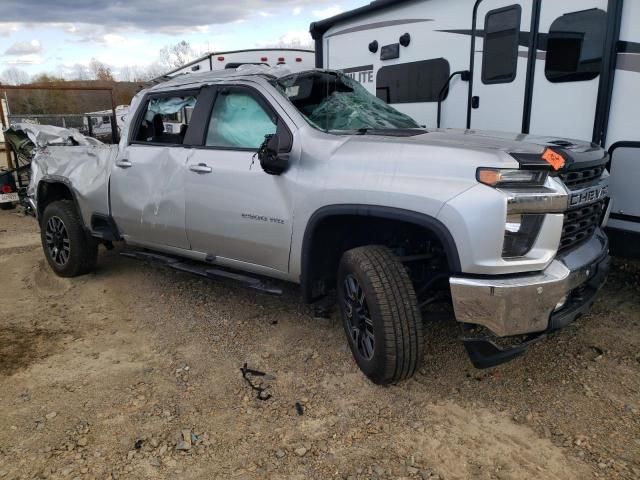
[337,245,424,384]
[40,200,98,277]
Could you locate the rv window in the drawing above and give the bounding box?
[545,9,606,83]
[375,59,451,104]
[481,5,521,84]
[102,116,111,124]
[133,94,198,145]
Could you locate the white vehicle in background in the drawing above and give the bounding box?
[156,48,315,81]
[84,105,129,138]
[311,0,640,256]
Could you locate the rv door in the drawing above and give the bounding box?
[528,1,608,140]
[470,1,533,132]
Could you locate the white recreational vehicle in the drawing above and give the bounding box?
[158,48,315,80]
[311,0,640,255]
[84,105,129,138]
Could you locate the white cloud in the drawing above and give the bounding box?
[5,40,42,55]
[0,22,21,36]
[258,11,274,17]
[292,6,302,16]
[5,54,43,65]
[312,5,343,19]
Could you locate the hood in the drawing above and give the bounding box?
[336,128,607,171]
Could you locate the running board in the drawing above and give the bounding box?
[120,250,283,295]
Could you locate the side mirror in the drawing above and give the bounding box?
[258,131,289,175]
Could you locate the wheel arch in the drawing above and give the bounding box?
[37,177,84,226]
[300,204,461,302]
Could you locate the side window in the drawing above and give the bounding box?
[376,58,451,103]
[545,9,606,83]
[481,5,521,84]
[134,94,198,145]
[205,91,276,149]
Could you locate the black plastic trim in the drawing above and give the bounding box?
[467,0,484,129]
[36,177,86,229]
[90,213,121,241]
[522,0,541,134]
[593,0,624,146]
[606,140,640,171]
[300,204,462,301]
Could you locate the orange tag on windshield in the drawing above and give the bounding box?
[542,148,565,170]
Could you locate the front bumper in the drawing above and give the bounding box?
[449,229,609,338]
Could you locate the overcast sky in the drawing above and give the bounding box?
[0,0,366,78]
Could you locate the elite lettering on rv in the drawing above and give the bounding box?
[341,64,374,84]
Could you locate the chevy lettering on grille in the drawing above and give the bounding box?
[569,184,608,208]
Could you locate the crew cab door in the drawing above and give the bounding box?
[470,0,533,132]
[110,91,200,249]
[183,84,296,273]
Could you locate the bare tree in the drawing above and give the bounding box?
[158,40,197,70]
[89,58,114,81]
[70,63,90,81]
[0,67,30,85]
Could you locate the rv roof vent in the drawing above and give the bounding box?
[399,33,411,47]
[368,40,378,53]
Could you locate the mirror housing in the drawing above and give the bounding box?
[258,122,290,175]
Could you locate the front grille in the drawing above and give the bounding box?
[558,165,605,190]
[559,199,606,252]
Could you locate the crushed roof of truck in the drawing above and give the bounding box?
[147,65,297,92]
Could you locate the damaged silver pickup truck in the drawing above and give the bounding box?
[28,66,611,384]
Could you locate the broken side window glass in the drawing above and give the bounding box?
[276,72,421,133]
[135,95,198,144]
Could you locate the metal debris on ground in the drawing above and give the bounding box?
[240,363,273,401]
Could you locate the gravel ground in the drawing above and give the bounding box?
[0,209,638,480]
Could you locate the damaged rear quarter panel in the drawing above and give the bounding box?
[30,145,118,227]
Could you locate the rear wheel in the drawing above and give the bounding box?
[337,245,424,384]
[41,200,98,277]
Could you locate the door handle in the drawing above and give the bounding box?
[116,159,132,168]
[189,163,213,174]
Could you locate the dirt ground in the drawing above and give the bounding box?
[0,209,638,480]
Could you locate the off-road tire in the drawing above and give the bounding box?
[41,199,98,277]
[337,245,424,384]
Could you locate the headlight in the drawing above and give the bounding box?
[477,168,548,188]
[502,213,545,258]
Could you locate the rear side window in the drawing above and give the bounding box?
[134,94,198,145]
[481,5,521,84]
[376,58,451,104]
[544,9,606,83]
[206,91,276,149]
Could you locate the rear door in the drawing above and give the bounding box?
[110,91,200,249]
[528,1,608,140]
[470,1,533,132]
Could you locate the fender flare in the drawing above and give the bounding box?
[36,176,85,225]
[300,204,461,300]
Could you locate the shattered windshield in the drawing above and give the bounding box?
[275,71,421,133]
